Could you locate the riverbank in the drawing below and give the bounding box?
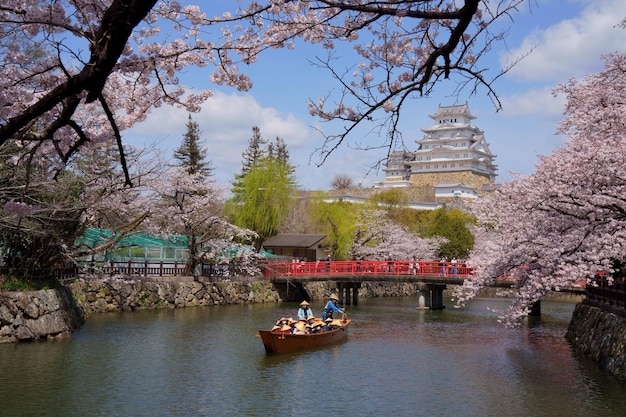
[0,277,440,342]
[1,277,625,385]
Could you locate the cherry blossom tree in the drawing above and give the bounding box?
[0,0,528,276]
[146,166,260,276]
[455,50,626,325]
[1,0,526,183]
[351,209,444,260]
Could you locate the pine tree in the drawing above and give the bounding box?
[173,114,213,178]
[240,126,267,175]
[231,126,268,197]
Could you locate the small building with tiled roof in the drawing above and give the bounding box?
[262,234,327,261]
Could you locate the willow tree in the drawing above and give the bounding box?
[227,155,297,249]
[309,197,359,260]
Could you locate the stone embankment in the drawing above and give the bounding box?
[0,278,425,343]
[566,302,626,384]
[67,278,282,316]
[0,287,84,343]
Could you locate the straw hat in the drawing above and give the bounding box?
[325,318,333,323]
[331,319,344,327]
[330,294,339,301]
[280,324,292,332]
[271,325,281,331]
[294,322,307,332]
[300,300,310,307]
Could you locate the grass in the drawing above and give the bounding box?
[0,275,58,291]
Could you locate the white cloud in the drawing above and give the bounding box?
[499,86,566,119]
[502,0,626,82]
[125,92,346,189]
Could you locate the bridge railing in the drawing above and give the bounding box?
[586,275,626,309]
[262,259,473,278]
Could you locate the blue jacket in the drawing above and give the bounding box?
[298,307,314,320]
[324,300,343,314]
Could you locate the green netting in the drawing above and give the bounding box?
[76,228,189,262]
[75,228,280,262]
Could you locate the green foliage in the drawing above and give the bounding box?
[309,197,358,260]
[420,207,475,259]
[227,156,296,247]
[0,275,57,291]
[232,126,268,196]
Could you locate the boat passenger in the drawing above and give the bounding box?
[293,320,308,334]
[275,317,294,328]
[323,318,335,332]
[322,293,344,321]
[309,321,324,333]
[297,300,314,320]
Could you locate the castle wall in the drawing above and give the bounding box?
[409,170,493,190]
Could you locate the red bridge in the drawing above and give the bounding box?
[264,259,472,281]
[264,259,473,309]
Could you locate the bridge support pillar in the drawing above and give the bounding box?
[416,283,447,310]
[337,282,361,305]
[529,300,541,316]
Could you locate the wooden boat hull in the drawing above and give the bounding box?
[257,320,351,354]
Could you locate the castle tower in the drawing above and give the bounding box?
[410,103,497,189]
[379,103,497,195]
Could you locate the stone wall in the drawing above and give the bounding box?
[0,278,428,342]
[409,170,492,190]
[566,302,626,384]
[67,278,282,317]
[0,287,84,343]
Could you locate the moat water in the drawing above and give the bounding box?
[1,296,625,417]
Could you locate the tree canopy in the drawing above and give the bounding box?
[0,0,526,183]
[227,131,297,248]
[456,48,626,325]
[174,115,213,178]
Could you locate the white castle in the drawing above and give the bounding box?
[377,103,497,199]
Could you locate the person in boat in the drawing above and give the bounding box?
[275,317,294,328]
[322,293,344,321]
[297,300,314,320]
[308,320,324,334]
[292,320,308,335]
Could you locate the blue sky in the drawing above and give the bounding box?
[126,0,626,191]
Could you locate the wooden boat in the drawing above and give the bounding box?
[257,318,351,354]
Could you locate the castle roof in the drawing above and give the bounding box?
[428,103,475,120]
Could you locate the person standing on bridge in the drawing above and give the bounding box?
[322,293,344,321]
[298,300,314,320]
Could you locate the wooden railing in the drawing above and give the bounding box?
[586,275,626,309]
[77,260,243,279]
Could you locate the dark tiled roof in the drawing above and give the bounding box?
[262,234,326,248]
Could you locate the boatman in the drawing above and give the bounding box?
[322,293,344,321]
[298,300,314,320]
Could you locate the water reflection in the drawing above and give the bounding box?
[0,296,625,417]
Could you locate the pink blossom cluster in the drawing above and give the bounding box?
[351,210,444,260]
[456,52,626,325]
